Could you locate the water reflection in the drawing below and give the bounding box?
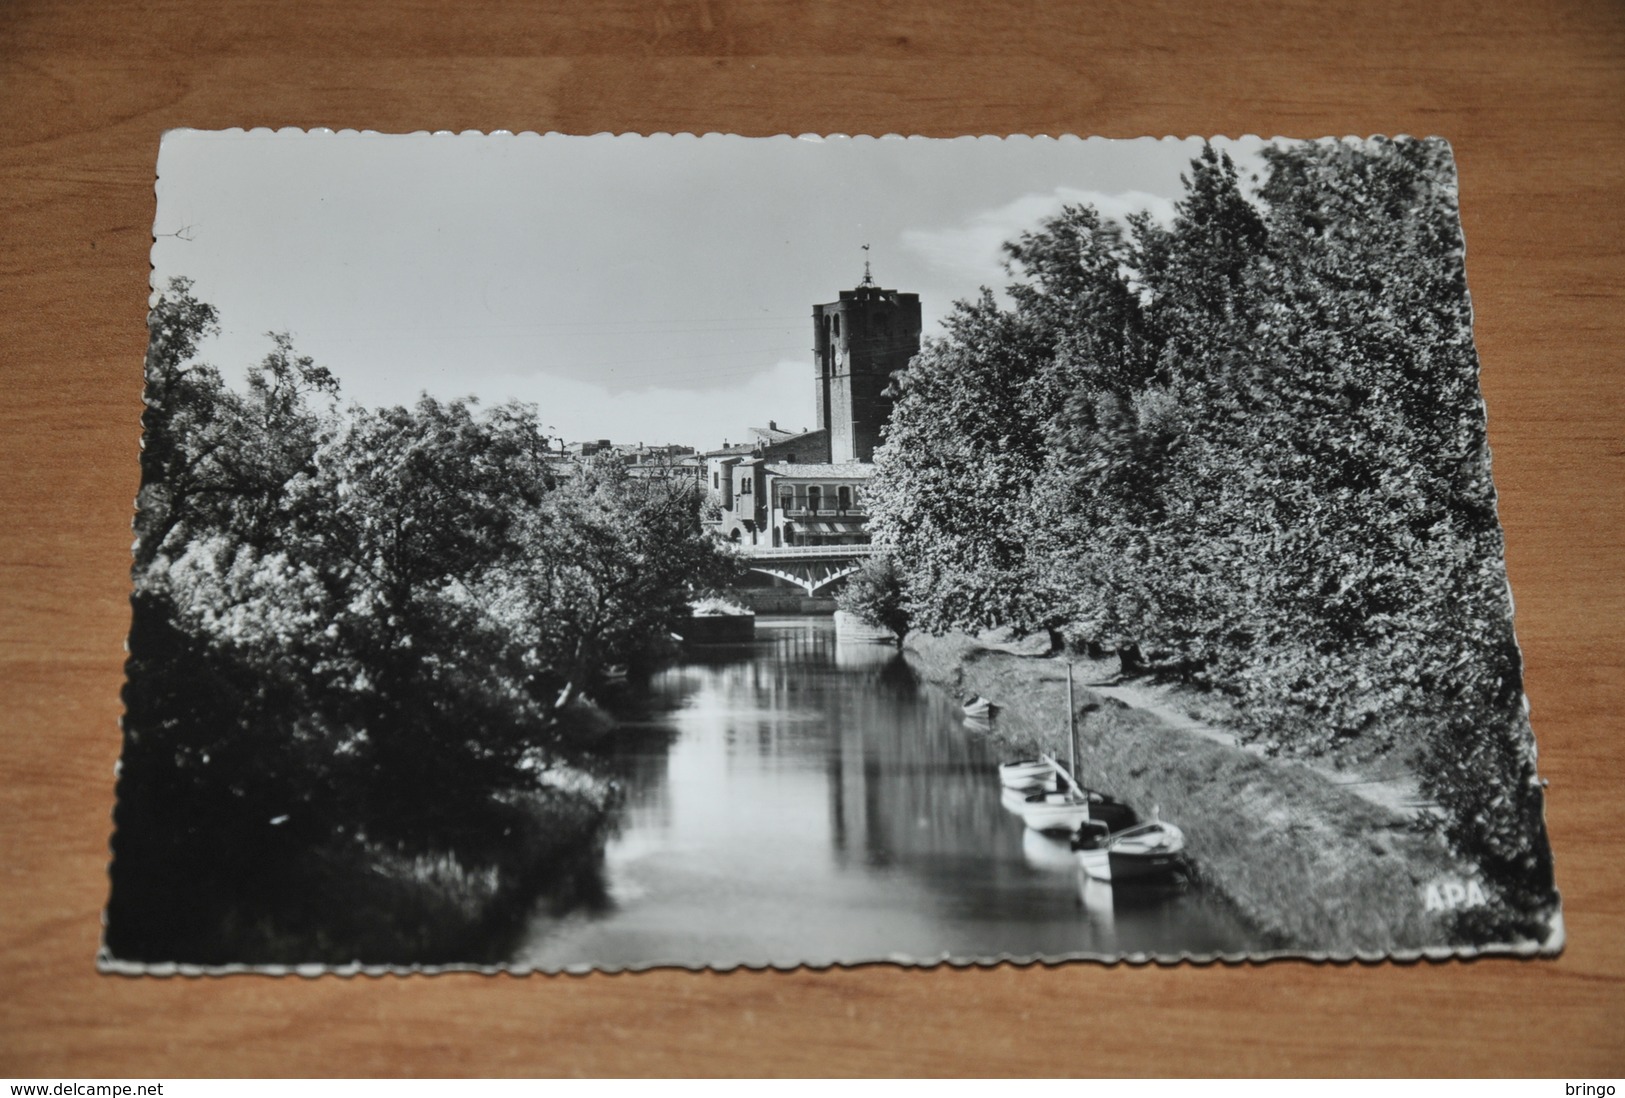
[1079,876,1117,947]
[515,616,1259,969]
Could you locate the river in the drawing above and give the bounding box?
[514,615,1263,970]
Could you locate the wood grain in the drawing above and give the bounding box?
[1,0,1620,1077]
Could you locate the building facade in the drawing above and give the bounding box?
[709,276,919,552]
[765,463,874,546]
[712,458,873,547]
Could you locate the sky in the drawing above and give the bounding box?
[152,130,1268,449]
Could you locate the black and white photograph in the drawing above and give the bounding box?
[105,130,1561,971]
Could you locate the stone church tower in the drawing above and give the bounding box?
[813,271,922,464]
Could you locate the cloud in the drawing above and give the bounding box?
[444,358,817,450]
[900,188,1178,290]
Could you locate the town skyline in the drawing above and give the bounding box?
[151,131,1263,445]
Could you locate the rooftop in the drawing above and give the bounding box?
[751,423,802,443]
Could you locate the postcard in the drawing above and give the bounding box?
[104,130,1560,972]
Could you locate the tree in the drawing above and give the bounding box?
[135,279,226,568]
[115,285,742,961]
[1252,138,1550,920]
[858,139,1555,938]
[836,553,910,639]
[488,457,740,722]
[137,282,341,569]
[868,291,1059,634]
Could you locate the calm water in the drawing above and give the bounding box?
[515,616,1261,969]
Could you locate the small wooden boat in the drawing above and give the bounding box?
[1001,784,1042,812]
[1013,784,1132,829]
[603,664,629,682]
[1017,789,1094,834]
[997,758,1055,789]
[1105,820,1187,883]
[1000,774,1069,812]
[964,694,996,719]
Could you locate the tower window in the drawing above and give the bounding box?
[833,314,841,338]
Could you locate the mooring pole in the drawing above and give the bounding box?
[1066,660,1078,786]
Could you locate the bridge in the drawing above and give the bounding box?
[731,542,874,596]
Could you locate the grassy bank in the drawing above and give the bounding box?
[905,631,1470,955]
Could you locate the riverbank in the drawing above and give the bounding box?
[104,766,617,970]
[904,630,1470,955]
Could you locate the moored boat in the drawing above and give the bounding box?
[997,758,1054,789]
[1001,784,1047,812]
[1017,789,1094,834]
[1105,820,1187,883]
[964,694,996,719]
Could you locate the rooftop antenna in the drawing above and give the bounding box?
[860,242,874,287]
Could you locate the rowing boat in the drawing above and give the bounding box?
[1105,820,1187,882]
[997,758,1054,789]
[964,694,996,719]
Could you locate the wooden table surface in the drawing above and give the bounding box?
[2,0,1621,1078]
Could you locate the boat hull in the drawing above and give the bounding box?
[1075,846,1110,878]
[1106,851,1185,882]
[1001,786,1047,812]
[1080,857,1113,883]
[997,759,1055,789]
[1018,796,1091,834]
[1103,821,1187,883]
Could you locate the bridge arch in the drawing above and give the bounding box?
[745,560,865,596]
[730,543,874,597]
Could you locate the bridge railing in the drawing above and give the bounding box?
[731,543,875,559]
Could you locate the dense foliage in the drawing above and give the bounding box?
[110,281,735,963]
[835,554,911,640]
[869,139,1554,936]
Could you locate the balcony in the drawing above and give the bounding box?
[777,500,867,518]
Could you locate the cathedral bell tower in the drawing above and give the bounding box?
[813,258,922,464]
